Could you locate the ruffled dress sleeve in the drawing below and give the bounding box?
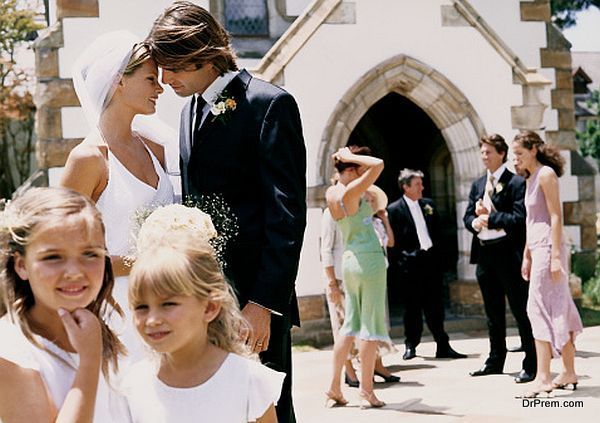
[0,317,39,371]
[246,358,286,422]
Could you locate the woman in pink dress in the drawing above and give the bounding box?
[512,131,583,398]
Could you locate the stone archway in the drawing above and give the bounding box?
[316,54,486,281]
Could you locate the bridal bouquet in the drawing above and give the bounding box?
[136,203,217,253]
[132,195,238,268]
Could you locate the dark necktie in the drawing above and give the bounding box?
[192,95,207,145]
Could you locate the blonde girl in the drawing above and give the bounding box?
[0,187,127,423]
[121,229,284,423]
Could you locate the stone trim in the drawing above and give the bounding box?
[37,138,83,169]
[56,0,99,19]
[449,0,551,132]
[520,0,551,22]
[252,0,343,81]
[34,1,99,170]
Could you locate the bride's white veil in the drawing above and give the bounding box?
[71,30,180,177]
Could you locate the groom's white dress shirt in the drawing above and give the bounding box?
[191,70,239,137]
[404,196,433,251]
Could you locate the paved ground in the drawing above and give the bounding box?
[292,325,600,422]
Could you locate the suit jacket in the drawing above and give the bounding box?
[462,168,526,264]
[387,196,440,273]
[179,70,306,324]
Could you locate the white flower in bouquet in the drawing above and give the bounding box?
[136,204,217,253]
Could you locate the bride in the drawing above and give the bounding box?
[60,31,176,359]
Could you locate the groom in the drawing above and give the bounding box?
[147,2,306,422]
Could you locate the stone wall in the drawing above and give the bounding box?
[33,1,99,168]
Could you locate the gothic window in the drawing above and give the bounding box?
[224,0,269,36]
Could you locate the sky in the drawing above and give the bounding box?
[562,6,600,51]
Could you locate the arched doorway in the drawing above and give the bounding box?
[347,93,458,312]
[317,55,486,312]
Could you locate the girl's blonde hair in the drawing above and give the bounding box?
[129,235,249,356]
[0,187,125,376]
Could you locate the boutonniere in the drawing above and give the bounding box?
[210,91,237,123]
[423,204,434,216]
[495,183,504,194]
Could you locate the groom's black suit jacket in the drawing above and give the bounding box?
[179,69,306,325]
[463,168,526,264]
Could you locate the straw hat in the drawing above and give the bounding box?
[366,185,388,212]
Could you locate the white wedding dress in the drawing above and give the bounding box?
[96,139,174,363]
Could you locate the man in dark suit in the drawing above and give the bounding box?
[463,134,535,383]
[387,169,465,361]
[147,3,306,421]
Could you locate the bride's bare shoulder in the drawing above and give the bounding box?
[66,134,107,167]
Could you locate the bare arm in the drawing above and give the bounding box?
[538,167,564,282]
[521,244,532,281]
[0,310,102,423]
[255,404,277,423]
[327,148,384,218]
[59,143,106,202]
[377,210,395,247]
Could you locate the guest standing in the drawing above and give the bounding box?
[464,134,536,383]
[325,146,392,408]
[387,169,465,360]
[320,206,359,387]
[512,131,583,398]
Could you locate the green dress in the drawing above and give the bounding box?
[337,199,391,342]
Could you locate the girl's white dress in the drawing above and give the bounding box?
[0,317,130,422]
[121,353,285,422]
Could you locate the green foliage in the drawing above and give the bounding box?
[551,0,600,28]
[576,89,600,167]
[583,257,600,307]
[0,0,43,199]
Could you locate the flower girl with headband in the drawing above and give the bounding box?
[121,204,284,422]
[0,187,128,422]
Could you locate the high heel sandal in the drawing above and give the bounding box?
[344,373,359,388]
[374,370,401,383]
[325,391,348,408]
[553,381,578,391]
[359,390,385,408]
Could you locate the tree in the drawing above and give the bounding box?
[0,0,43,199]
[577,89,600,166]
[551,0,600,28]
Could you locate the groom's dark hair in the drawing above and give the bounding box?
[146,1,238,75]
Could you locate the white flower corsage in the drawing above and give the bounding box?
[210,91,237,123]
[495,183,504,194]
[423,204,434,216]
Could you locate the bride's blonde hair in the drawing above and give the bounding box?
[129,235,249,356]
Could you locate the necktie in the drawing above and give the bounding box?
[193,95,207,135]
[483,174,496,213]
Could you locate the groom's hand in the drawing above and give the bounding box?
[241,302,271,353]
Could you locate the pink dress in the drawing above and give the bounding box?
[525,166,583,357]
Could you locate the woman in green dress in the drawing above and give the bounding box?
[325,146,392,408]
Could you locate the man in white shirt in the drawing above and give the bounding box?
[387,169,466,360]
[463,134,536,383]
